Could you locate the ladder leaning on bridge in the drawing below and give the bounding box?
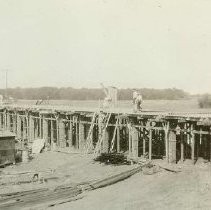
[85,112,97,153]
[109,115,120,152]
[94,112,111,156]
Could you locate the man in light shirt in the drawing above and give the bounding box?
[132,89,138,105]
[135,92,143,111]
[133,90,143,112]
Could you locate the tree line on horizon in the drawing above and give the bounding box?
[0,87,189,100]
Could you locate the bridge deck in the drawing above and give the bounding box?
[1,104,211,120]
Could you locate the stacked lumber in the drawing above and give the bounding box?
[0,165,144,209]
[0,185,82,210]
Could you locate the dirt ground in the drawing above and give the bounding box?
[1,152,211,210]
[49,160,211,210]
[0,151,135,195]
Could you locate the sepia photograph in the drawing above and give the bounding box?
[0,0,211,209]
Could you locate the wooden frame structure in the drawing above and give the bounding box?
[1,106,211,164]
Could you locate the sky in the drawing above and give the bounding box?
[0,0,211,94]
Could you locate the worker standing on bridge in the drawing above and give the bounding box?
[136,92,143,111]
[132,89,138,105]
[133,90,143,112]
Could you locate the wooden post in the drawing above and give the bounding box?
[25,116,28,140]
[210,127,211,162]
[55,119,58,147]
[143,128,146,156]
[131,126,139,158]
[39,116,42,138]
[26,115,29,142]
[128,125,132,157]
[42,118,48,144]
[180,133,184,162]
[102,128,109,153]
[56,118,59,146]
[75,117,79,149]
[9,114,12,131]
[0,112,3,129]
[3,111,7,129]
[12,114,16,132]
[1,112,4,129]
[0,113,2,129]
[16,114,22,139]
[34,119,39,139]
[50,120,54,146]
[164,122,169,162]
[29,116,34,143]
[117,126,120,153]
[98,113,105,153]
[168,130,177,163]
[58,119,66,148]
[12,114,16,133]
[22,116,25,140]
[79,122,85,151]
[149,128,152,161]
[191,124,195,164]
[7,113,10,131]
[68,120,73,147]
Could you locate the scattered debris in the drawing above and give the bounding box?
[142,162,160,175]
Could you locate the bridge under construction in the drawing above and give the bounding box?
[1,105,211,164]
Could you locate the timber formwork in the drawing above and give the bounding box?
[1,105,211,164]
